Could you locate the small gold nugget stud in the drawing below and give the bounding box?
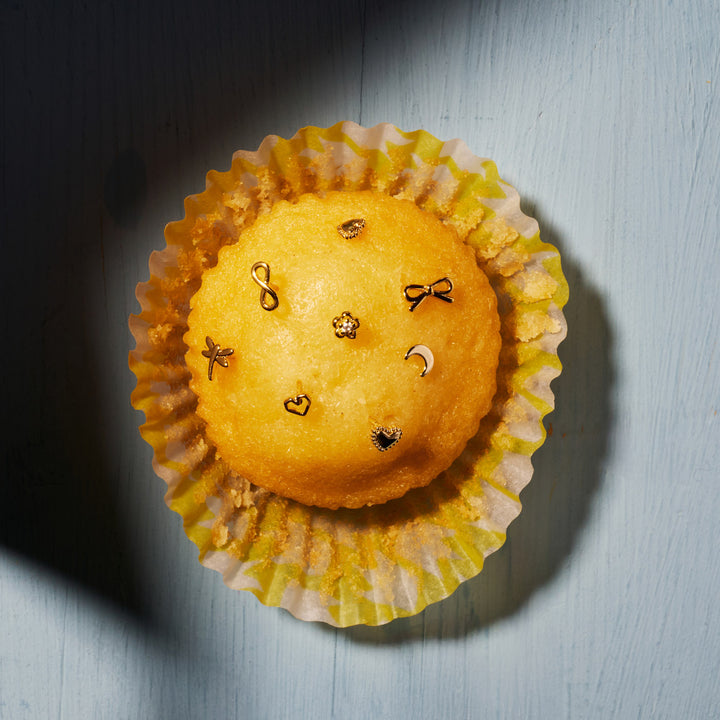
[371,426,402,452]
[404,344,434,377]
[333,311,360,339]
[284,394,311,416]
[251,261,279,311]
[202,336,234,381]
[337,218,365,239]
[403,277,454,312]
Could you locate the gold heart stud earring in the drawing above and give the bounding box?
[371,426,402,452]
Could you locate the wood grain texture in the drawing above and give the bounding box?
[1,0,719,718]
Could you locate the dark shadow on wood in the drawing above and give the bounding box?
[0,0,410,626]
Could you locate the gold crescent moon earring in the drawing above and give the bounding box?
[404,344,434,377]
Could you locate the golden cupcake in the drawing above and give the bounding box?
[129,123,568,626]
[184,191,501,509]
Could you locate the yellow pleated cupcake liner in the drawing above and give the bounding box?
[129,122,568,627]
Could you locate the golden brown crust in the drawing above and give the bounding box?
[184,191,500,509]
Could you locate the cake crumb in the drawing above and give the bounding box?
[212,523,229,547]
[468,217,519,260]
[487,246,531,277]
[513,309,562,341]
[511,269,559,302]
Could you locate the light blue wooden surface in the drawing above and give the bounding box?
[1,1,719,718]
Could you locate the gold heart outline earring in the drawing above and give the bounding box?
[284,394,311,416]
